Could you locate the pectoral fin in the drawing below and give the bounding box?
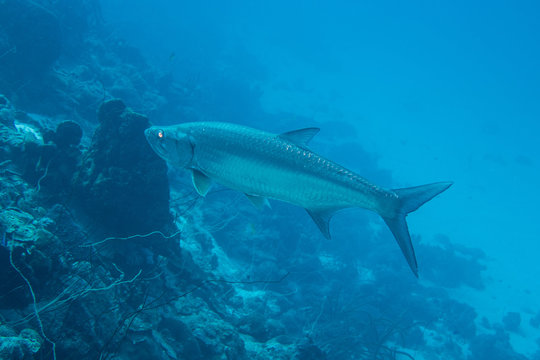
[306,208,336,239]
[245,194,271,209]
[191,170,212,196]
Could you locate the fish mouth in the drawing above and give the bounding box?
[144,128,154,140]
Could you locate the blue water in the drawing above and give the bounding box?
[1,1,539,358]
[102,0,540,353]
[105,2,540,276]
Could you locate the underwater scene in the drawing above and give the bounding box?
[1,1,539,359]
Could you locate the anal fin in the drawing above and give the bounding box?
[306,208,336,240]
[245,194,271,209]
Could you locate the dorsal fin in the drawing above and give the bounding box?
[191,169,212,196]
[279,128,320,147]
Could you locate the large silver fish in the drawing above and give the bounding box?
[145,122,452,276]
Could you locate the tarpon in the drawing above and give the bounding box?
[145,122,452,276]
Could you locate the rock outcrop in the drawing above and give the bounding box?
[73,99,172,236]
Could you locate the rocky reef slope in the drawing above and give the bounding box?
[0,1,536,359]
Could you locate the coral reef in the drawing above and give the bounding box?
[0,94,531,359]
[0,1,536,359]
[0,325,42,360]
[0,0,178,126]
[470,329,528,360]
[73,99,172,236]
[503,312,522,333]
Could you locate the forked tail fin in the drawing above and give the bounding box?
[381,182,453,277]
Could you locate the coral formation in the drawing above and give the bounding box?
[73,99,172,236]
[0,95,529,359]
[0,1,535,359]
[0,326,42,360]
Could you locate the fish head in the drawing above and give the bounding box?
[144,126,193,168]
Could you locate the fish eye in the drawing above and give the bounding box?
[157,129,165,139]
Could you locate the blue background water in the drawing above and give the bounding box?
[99,0,540,354]
[102,0,540,324]
[1,1,539,358]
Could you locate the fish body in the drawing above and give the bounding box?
[145,122,452,276]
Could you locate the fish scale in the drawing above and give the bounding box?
[145,121,452,276]
[189,123,387,209]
